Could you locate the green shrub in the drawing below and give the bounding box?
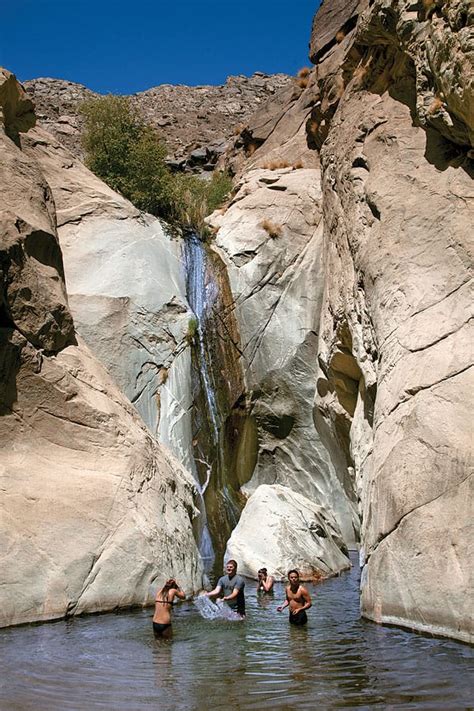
[80,95,232,233]
[186,316,199,343]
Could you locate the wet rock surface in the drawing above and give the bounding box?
[208,167,360,546]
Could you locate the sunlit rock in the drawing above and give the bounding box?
[208,168,359,546]
[0,71,203,627]
[226,484,351,580]
[310,0,474,642]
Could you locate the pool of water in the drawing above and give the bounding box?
[0,555,472,710]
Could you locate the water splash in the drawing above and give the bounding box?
[193,595,243,621]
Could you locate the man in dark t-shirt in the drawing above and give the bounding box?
[205,559,246,616]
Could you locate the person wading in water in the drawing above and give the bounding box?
[205,559,246,617]
[153,578,185,638]
[257,567,274,593]
[277,569,312,625]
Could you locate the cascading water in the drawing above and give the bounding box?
[183,234,220,444]
[183,232,253,574]
[183,233,219,570]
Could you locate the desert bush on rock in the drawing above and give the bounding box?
[80,95,232,232]
[260,218,283,238]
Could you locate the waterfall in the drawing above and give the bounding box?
[183,233,253,574]
[183,234,220,444]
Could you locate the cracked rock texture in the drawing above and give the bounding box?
[309,0,473,642]
[0,70,203,627]
[208,168,360,546]
[226,484,351,580]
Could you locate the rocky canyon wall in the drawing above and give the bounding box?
[309,0,473,642]
[0,69,203,627]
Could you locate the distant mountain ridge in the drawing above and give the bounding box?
[24,73,293,171]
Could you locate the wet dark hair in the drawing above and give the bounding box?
[288,569,300,578]
[258,568,267,575]
[158,578,179,601]
[227,559,237,568]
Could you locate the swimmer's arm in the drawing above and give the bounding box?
[205,584,222,599]
[262,576,273,592]
[223,587,240,602]
[277,591,289,612]
[169,588,186,602]
[297,586,312,611]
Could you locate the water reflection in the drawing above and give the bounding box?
[0,555,472,710]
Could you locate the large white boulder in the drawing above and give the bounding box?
[226,484,351,581]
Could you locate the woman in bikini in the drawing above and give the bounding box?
[257,567,274,594]
[153,578,185,638]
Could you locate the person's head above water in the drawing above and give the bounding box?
[288,570,300,588]
[226,560,238,577]
[160,578,179,595]
[258,567,267,578]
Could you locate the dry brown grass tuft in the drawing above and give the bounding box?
[353,63,369,87]
[260,218,283,238]
[246,141,259,156]
[296,76,309,89]
[335,30,346,43]
[262,159,291,170]
[307,119,319,135]
[297,67,311,78]
[292,160,304,169]
[234,123,246,135]
[427,96,444,114]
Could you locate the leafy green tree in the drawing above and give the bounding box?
[80,95,232,232]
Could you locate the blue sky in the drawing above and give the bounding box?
[2,0,320,93]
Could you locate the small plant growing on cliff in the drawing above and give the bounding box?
[427,95,444,115]
[296,67,311,89]
[260,218,283,239]
[292,160,304,169]
[186,316,199,344]
[335,30,346,43]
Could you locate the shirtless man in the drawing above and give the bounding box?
[277,569,312,625]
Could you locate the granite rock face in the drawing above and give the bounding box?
[308,0,473,643]
[22,126,195,466]
[226,484,351,581]
[208,167,360,546]
[0,70,203,627]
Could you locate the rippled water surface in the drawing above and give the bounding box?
[1,555,472,710]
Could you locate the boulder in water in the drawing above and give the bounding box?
[225,484,351,581]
